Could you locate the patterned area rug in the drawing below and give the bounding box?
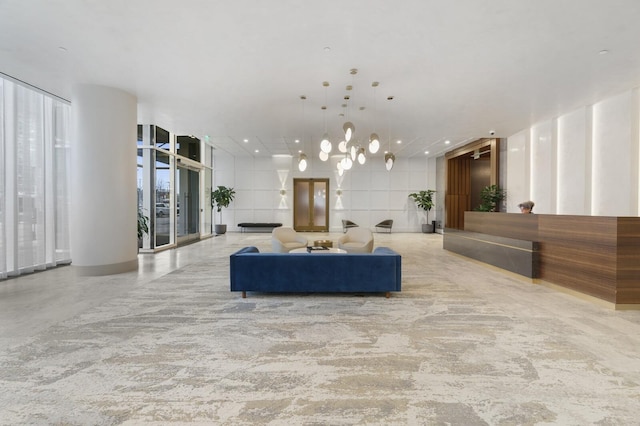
[1,233,640,425]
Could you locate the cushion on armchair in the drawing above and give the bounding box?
[271,227,308,252]
[338,227,374,253]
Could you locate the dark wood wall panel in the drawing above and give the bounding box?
[539,215,618,246]
[616,218,640,303]
[446,156,471,229]
[539,243,617,302]
[538,215,618,302]
[464,211,538,241]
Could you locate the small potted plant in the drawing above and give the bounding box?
[409,190,436,233]
[476,184,506,212]
[137,208,149,248]
[211,185,236,234]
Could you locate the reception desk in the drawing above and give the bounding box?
[444,212,640,307]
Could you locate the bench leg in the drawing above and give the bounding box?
[385,292,390,298]
[242,291,246,298]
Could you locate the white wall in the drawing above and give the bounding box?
[216,87,640,225]
[557,106,591,214]
[213,151,436,232]
[505,130,529,212]
[506,87,640,216]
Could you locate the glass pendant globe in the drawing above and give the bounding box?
[319,151,329,161]
[369,133,380,154]
[357,148,366,165]
[341,156,353,170]
[384,152,395,171]
[343,122,355,142]
[350,145,357,161]
[338,141,347,153]
[320,134,332,153]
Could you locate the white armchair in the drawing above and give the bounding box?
[271,227,308,253]
[338,227,374,253]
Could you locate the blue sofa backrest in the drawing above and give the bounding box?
[229,246,401,294]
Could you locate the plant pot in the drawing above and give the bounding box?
[422,223,434,233]
[214,224,227,235]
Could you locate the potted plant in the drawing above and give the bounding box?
[409,190,436,233]
[211,185,236,234]
[476,184,506,212]
[137,208,149,248]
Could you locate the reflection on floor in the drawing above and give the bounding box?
[1,232,640,425]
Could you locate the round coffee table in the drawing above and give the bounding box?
[289,247,346,254]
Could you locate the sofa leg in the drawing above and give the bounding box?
[385,292,390,298]
[242,291,246,298]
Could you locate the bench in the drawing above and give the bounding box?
[237,222,282,233]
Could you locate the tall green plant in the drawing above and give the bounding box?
[476,184,506,212]
[409,190,436,223]
[211,185,236,224]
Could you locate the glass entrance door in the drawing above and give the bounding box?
[176,165,200,245]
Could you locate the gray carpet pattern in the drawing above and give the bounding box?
[1,233,640,425]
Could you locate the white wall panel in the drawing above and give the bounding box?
[389,170,409,189]
[252,171,275,190]
[370,190,391,210]
[530,120,554,214]
[350,170,371,187]
[252,190,274,209]
[371,171,391,190]
[233,189,253,209]
[234,170,253,190]
[592,91,635,216]
[557,106,590,215]
[506,131,529,212]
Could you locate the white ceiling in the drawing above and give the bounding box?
[2,0,640,160]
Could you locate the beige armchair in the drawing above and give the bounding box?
[338,227,374,253]
[271,227,308,253]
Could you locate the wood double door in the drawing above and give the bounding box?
[293,178,329,232]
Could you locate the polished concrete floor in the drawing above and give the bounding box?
[1,232,640,425]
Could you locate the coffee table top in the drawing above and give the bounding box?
[289,247,347,254]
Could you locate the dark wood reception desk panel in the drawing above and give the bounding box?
[447,212,640,306]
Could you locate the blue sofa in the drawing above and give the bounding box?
[230,246,401,298]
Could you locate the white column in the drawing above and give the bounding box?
[70,85,138,275]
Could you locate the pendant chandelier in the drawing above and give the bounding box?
[297,68,396,174]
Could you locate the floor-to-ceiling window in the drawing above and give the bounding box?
[0,76,71,279]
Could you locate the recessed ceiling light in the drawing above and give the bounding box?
[243,139,249,143]
[295,139,300,143]
[57,46,67,52]
[445,140,451,145]
[599,49,609,55]
[396,140,402,144]
[324,46,331,52]
[425,151,429,155]
[254,149,259,153]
